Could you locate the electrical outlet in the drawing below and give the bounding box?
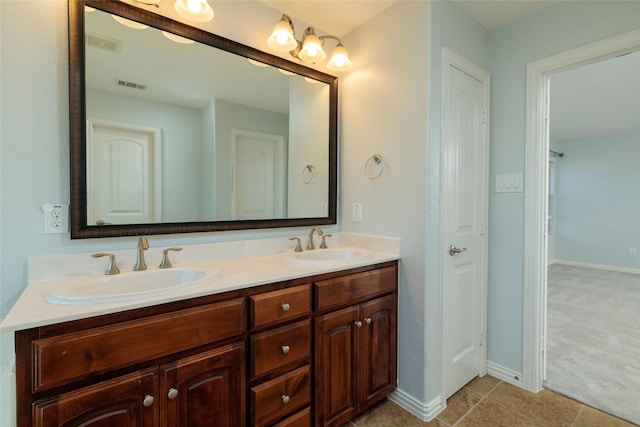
[629,248,638,256]
[43,203,68,234]
[352,203,362,222]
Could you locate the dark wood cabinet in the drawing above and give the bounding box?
[314,269,397,427]
[16,261,397,427]
[33,368,158,427]
[160,342,245,427]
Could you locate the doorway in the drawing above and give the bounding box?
[86,118,162,225]
[441,48,489,400]
[230,128,285,220]
[522,29,640,397]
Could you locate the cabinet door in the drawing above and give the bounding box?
[160,341,245,427]
[33,368,158,427]
[314,305,360,427]
[359,294,397,408]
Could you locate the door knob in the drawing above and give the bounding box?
[167,388,179,399]
[449,244,467,256]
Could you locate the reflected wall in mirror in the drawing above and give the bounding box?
[70,0,337,238]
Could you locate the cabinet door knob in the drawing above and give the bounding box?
[167,388,179,400]
[281,345,291,354]
[364,317,372,325]
[355,321,362,328]
[142,395,154,407]
[281,303,290,312]
[282,395,291,404]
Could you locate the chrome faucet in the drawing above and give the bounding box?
[306,226,324,250]
[134,236,149,271]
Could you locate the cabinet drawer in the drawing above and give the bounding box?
[251,365,310,427]
[250,319,311,379]
[32,298,245,392]
[251,284,311,329]
[273,407,311,427]
[315,266,397,312]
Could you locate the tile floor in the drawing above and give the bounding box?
[346,375,637,426]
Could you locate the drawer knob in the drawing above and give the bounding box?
[365,317,372,325]
[143,395,154,407]
[167,388,179,399]
[355,321,362,328]
[282,395,291,404]
[281,303,290,312]
[281,345,291,354]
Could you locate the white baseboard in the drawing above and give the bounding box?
[0,361,16,427]
[487,361,524,388]
[389,388,445,422]
[551,259,640,275]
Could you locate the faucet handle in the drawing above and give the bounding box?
[91,253,120,275]
[288,237,303,252]
[159,247,183,269]
[319,234,333,249]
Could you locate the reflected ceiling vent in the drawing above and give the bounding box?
[86,33,122,53]
[116,79,147,91]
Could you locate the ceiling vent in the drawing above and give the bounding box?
[86,33,122,54]
[116,79,147,91]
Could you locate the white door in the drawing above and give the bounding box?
[230,129,285,220]
[87,119,162,225]
[442,50,489,399]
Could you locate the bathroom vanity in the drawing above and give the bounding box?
[2,235,399,427]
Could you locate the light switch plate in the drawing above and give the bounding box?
[495,174,523,193]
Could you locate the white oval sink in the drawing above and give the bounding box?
[285,248,372,265]
[45,268,218,305]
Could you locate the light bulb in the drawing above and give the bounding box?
[298,31,326,63]
[174,0,213,23]
[267,17,297,52]
[327,44,352,71]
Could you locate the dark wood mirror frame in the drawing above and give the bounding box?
[69,0,338,239]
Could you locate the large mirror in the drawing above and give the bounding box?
[70,0,337,238]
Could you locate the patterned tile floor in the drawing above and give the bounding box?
[345,375,637,426]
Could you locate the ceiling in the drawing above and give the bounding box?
[258,1,562,36]
[550,50,640,142]
[258,1,639,141]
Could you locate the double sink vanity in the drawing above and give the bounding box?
[1,232,400,426]
[0,2,401,425]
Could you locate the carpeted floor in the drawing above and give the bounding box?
[545,263,640,425]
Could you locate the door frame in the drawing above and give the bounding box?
[229,128,286,220]
[440,48,490,400]
[86,118,163,224]
[522,29,640,393]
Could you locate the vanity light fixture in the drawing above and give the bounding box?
[174,0,214,23]
[267,14,352,72]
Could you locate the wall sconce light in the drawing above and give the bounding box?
[174,0,214,23]
[267,14,352,72]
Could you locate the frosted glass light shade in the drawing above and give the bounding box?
[298,32,326,63]
[174,0,214,23]
[327,44,352,71]
[267,18,298,52]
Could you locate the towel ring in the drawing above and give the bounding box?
[365,154,384,180]
[302,164,315,184]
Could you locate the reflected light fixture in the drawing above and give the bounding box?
[174,0,214,23]
[267,14,352,72]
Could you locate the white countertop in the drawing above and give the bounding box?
[0,233,400,333]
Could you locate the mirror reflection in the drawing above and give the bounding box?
[83,5,330,227]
